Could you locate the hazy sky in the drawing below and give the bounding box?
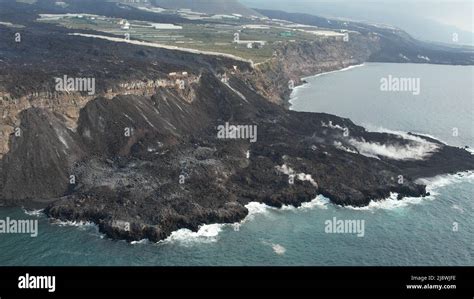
[423,1,473,32]
[241,0,473,44]
[242,0,473,32]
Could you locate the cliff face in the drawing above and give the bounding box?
[0,108,86,204]
[244,33,379,105]
[257,8,474,66]
[0,93,94,159]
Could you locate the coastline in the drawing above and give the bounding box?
[19,169,474,245]
[288,63,366,109]
[157,169,474,244]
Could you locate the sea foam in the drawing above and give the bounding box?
[159,223,225,245]
[22,209,45,217]
[417,170,474,195]
[159,196,330,245]
[51,219,97,230]
[346,171,474,211]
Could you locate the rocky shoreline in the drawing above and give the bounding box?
[5,72,472,242]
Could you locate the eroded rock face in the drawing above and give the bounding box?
[247,35,378,105]
[0,108,85,205]
[0,93,95,159]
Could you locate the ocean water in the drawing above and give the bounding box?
[0,63,473,266]
[290,63,474,148]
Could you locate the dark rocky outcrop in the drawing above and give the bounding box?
[2,73,473,242]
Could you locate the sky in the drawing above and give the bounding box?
[423,1,472,32]
[240,0,474,45]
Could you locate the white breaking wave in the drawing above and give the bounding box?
[346,171,474,211]
[246,195,330,216]
[50,219,105,238]
[261,240,287,255]
[245,201,273,218]
[159,196,329,245]
[416,170,474,195]
[52,219,96,228]
[346,192,426,211]
[131,239,150,245]
[280,195,330,211]
[22,209,44,217]
[266,243,286,255]
[272,244,286,255]
[159,223,225,245]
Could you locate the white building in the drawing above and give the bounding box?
[121,21,130,30]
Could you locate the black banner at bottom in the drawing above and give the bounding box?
[0,267,472,298]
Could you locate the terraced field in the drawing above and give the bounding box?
[37,13,344,63]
